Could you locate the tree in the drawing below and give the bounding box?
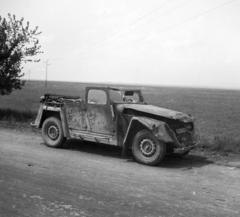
[0,14,42,95]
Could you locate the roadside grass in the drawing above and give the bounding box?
[1,80,240,154]
[0,108,37,123]
[199,135,240,154]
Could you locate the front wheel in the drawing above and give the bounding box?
[42,117,66,148]
[132,130,166,166]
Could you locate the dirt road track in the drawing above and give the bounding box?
[0,129,240,217]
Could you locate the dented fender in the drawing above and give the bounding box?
[31,104,44,128]
[59,106,70,138]
[123,117,175,145]
[31,104,69,138]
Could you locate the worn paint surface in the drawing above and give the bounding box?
[123,117,174,145]
[65,102,88,131]
[123,104,194,123]
[87,103,115,135]
[65,101,115,135]
[64,98,117,145]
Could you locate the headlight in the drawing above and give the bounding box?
[184,123,193,131]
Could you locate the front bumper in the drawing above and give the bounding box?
[173,126,200,154]
[174,140,200,154]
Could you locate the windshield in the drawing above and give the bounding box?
[109,89,144,104]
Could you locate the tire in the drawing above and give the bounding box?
[132,130,166,166]
[42,117,66,148]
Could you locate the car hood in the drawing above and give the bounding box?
[123,104,194,123]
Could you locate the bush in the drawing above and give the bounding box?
[210,135,240,153]
[199,135,240,154]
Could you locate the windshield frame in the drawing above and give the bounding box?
[109,87,145,104]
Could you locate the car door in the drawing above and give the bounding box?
[65,101,88,131]
[86,88,115,135]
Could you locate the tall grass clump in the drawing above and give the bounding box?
[0,108,37,123]
[200,135,240,154]
[210,136,240,154]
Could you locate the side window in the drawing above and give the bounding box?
[88,89,107,105]
[110,90,123,102]
[124,92,140,103]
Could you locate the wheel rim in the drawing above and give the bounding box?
[47,125,59,140]
[139,138,156,157]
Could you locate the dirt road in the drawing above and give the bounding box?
[0,129,240,217]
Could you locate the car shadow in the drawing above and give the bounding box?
[61,139,214,169]
[157,154,214,169]
[124,154,214,169]
[62,139,123,158]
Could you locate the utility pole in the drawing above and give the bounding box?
[43,60,51,87]
[28,70,31,84]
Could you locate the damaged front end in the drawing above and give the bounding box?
[122,106,199,155]
[165,122,199,154]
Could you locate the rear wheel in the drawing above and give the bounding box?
[42,117,66,148]
[132,130,166,166]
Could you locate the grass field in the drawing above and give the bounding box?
[1,80,240,153]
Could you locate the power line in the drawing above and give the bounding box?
[23,70,42,82]
[51,0,174,62]
[79,0,174,50]
[68,0,236,62]
[23,70,34,82]
[89,0,192,51]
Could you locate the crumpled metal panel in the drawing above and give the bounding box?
[125,117,174,144]
[123,104,194,123]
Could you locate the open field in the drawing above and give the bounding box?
[1,80,240,152]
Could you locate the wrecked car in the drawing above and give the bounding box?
[31,86,199,166]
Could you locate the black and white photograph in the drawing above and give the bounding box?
[0,0,240,216]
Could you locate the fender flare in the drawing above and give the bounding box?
[31,104,44,128]
[59,106,70,138]
[31,105,70,138]
[121,117,175,158]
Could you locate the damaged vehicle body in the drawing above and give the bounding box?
[32,86,199,166]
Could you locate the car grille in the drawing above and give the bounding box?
[177,132,193,147]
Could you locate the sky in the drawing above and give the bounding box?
[0,0,240,89]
